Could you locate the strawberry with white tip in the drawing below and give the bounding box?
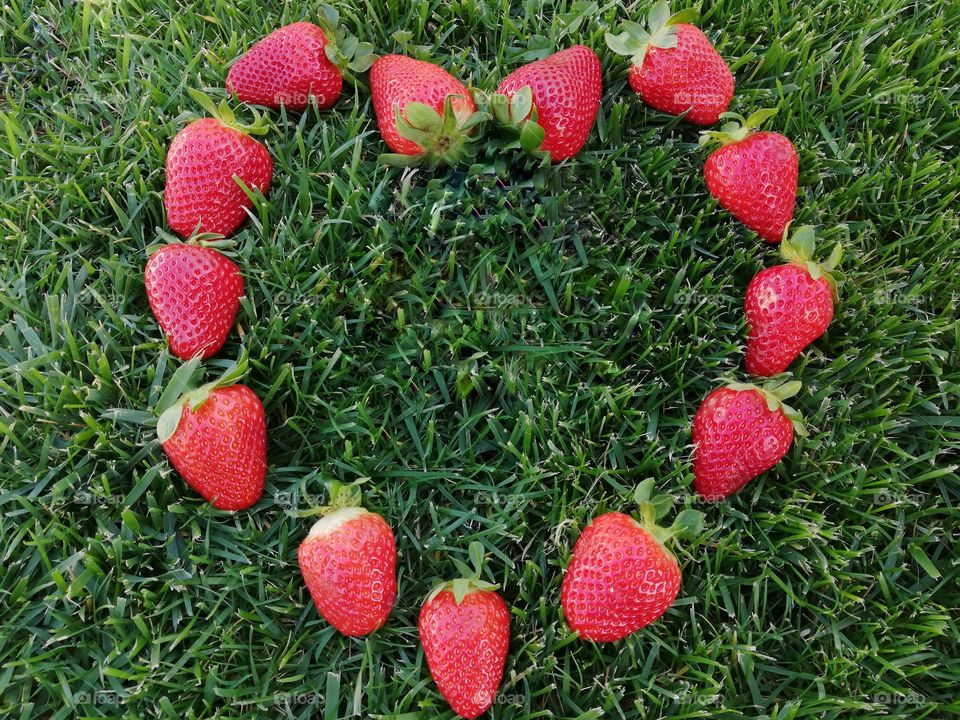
[297,482,397,637]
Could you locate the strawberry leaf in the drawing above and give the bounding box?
[648,0,672,33]
[156,404,184,444]
[403,102,442,132]
[468,541,485,577]
[670,509,705,537]
[452,578,471,605]
[155,356,203,416]
[668,7,699,25]
[519,121,545,153]
[510,85,533,124]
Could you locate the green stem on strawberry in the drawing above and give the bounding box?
[725,376,809,437]
[379,95,490,169]
[631,479,705,559]
[605,0,699,66]
[148,230,240,257]
[476,85,550,162]
[155,349,250,443]
[426,541,499,605]
[779,224,844,298]
[316,3,378,80]
[189,88,270,136]
[698,107,779,147]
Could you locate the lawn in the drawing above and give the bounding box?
[1,0,959,718]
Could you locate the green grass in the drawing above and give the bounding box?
[1,0,959,718]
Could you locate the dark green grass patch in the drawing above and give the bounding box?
[1,0,958,718]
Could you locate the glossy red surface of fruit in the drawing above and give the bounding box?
[144,244,244,360]
[226,22,343,111]
[419,588,510,719]
[496,45,602,162]
[297,508,397,637]
[628,23,734,125]
[370,54,476,156]
[161,384,266,511]
[704,131,798,242]
[561,512,681,642]
[745,264,835,376]
[692,387,794,499]
[164,118,273,238]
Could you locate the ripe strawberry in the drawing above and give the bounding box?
[606,1,734,125]
[692,378,807,500]
[700,108,798,243]
[164,94,273,239]
[419,542,509,718]
[745,225,842,376]
[157,358,266,511]
[561,481,704,642]
[144,243,244,360]
[493,45,603,162]
[370,54,485,168]
[297,487,397,637]
[226,15,376,111]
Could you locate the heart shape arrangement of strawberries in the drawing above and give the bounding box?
[128,1,851,717]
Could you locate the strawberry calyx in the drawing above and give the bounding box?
[190,88,270,136]
[148,230,240,257]
[724,376,809,437]
[316,3,378,78]
[631,478,705,560]
[302,481,370,538]
[426,541,499,605]
[155,349,250,443]
[698,107,778,148]
[477,86,550,162]
[379,94,490,168]
[605,0,699,66]
[779,224,844,299]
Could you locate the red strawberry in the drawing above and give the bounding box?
[297,488,397,637]
[370,54,484,168]
[606,1,734,125]
[419,543,509,718]
[692,379,806,500]
[144,244,244,360]
[226,15,376,111]
[493,45,602,162]
[164,95,273,239]
[700,108,798,243]
[745,226,842,376]
[561,481,703,642]
[157,359,266,511]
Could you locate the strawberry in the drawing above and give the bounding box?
[561,480,704,642]
[692,378,807,501]
[606,1,734,125]
[164,93,273,239]
[745,225,843,376]
[419,542,509,719]
[492,45,602,162]
[297,484,397,637]
[144,243,244,360]
[226,12,376,111]
[700,108,798,243]
[370,54,486,168]
[156,356,266,511]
